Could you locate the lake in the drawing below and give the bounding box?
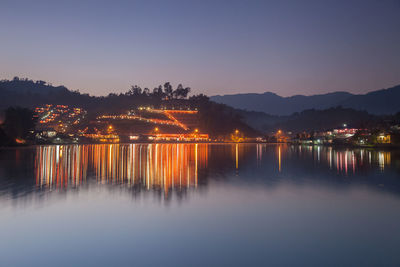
[1,144,400,266]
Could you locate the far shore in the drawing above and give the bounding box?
[1,141,400,150]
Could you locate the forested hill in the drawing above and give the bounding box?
[0,77,190,112]
[0,77,259,137]
[0,78,91,109]
[211,84,400,115]
[236,106,400,133]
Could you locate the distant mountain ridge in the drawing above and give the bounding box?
[211,85,400,115]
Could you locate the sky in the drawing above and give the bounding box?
[1,0,399,97]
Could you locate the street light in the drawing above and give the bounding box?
[107,125,114,133]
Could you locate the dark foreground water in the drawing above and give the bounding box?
[1,144,400,266]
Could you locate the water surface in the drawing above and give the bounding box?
[1,144,400,266]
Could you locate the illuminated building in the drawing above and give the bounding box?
[150,133,209,142]
[332,128,359,138]
[377,133,391,144]
[275,130,290,143]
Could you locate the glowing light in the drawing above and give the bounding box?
[278,145,281,172]
[129,135,139,140]
[15,138,26,144]
[235,143,239,169]
[96,108,198,130]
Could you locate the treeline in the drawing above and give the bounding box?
[238,106,400,133]
[125,82,190,99]
[0,78,192,112]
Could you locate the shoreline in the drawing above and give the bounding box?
[1,141,400,150]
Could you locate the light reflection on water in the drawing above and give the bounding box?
[0,144,398,201]
[1,144,400,266]
[35,144,208,196]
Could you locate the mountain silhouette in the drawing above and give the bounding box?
[211,85,400,115]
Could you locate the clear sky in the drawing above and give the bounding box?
[1,0,399,96]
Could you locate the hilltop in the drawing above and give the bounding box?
[211,85,400,115]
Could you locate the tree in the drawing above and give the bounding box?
[0,127,11,146]
[163,82,173,99]
[143,88,150,96]
[2,107,36,141]
[181,86,191,98]
[129,85,142,95]
[153,86,164,99]
[173,84,181,98]
[173,84,191,99]
[36,80,46,85]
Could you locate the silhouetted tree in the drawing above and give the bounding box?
[143,88,150,96]
[130,85,142,95]
[163,82,173,99]
[2,107,36,141]
[173,84,191,99]
[153,86,164,99]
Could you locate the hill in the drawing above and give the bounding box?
[236,106,400,133]
[0,78,259,138]
[211,85,400,115]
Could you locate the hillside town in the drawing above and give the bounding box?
[26,104,400,147]
[32,104,209,144]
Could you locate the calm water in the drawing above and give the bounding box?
[1,144,400,266]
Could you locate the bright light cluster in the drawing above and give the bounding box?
[97,108,198,130]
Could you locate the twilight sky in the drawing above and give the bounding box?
[1,0,399,96]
